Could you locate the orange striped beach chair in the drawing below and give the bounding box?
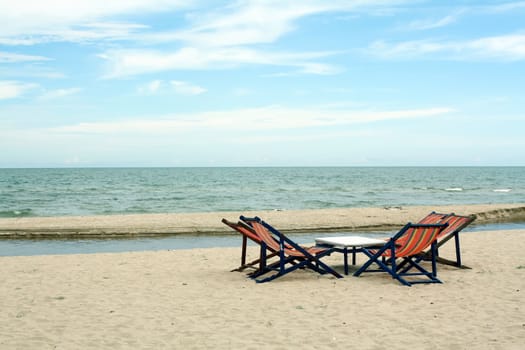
[417,212,476,268]
[395,212,475,269]
[354,222,448,286]
[238,216,343,283]
[222,218,281,273]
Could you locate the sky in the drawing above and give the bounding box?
[0,0,524,167]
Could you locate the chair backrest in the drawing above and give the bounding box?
[436,213,475,238]
[221,218,262,244]
[393,224,446,257]
[248,220,308,258]
[415,212,475,239]
[395,212,448,245]
[251,221,282,252]
[417,212,448,224]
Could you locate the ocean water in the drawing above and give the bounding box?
[0,167,523,218]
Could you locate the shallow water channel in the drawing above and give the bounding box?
[0,223,523,257]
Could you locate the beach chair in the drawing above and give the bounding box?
[354,222,448,286]
[394,212,475,269]
[391,212,448,246]
[239,216,343,283]
[222,218,281,273]
[418,212,475,269]
[418,211,449,224]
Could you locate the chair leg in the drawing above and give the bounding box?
[260,242,267,271]
[355,247,442,286]
[241,235,247,266]
[354,247,411,285]
[431,241,438,277]
[454,233,462,267]
[231,251,279,272]
[434,233,471,269]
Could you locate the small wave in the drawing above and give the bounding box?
[493,189,512,193]
[0,208,33,218]
[304,200,337,208]
[445,188,463,192]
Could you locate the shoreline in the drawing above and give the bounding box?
[1,203,525,238]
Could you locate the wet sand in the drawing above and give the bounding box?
[1,203,525,237]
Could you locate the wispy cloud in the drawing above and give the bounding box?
[0,66,65,79]
[0,80,38,100]
[0,0,190,45]
[0,0,402,46]
[170,81,206,95]
[137,80,206,95]
[38,87,82,100]
[0,51,51,63]
[0,1,408,78]
[100,47,340,78]
[98,1,407,77]
[482,1,525,13]
[0,23,150,46]
[405,10,465,31]
[48,106,454,134]
[160,1,329,47]
[368,33,525,61]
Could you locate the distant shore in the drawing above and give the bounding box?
[1,203,524,237]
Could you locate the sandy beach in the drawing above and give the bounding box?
[1,203,525,237]
[0,204,524,349]
[1,227,524,349]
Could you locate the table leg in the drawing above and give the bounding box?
[343,247,349,275]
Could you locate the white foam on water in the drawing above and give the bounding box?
[493,189,512,193]
[445,188,463,192]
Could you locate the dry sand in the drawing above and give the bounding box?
[1,230,524,349]
[1,205,525,349]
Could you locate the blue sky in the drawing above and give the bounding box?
[1,0,524,167]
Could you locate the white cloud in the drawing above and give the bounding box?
[368,33,525,61]
[0,0,409,46]
[0,1,190,44]
[141,1,409,46]
[0,23,151,46]
[0,51,50,63]
[48,106,454,134]
[164,1,329,48]
[369,39,447,57]
[483,1,525,13]
[99,47,340,78]
[38,87,82,100]
[137,80,206,95]
[1,1,403,77]
[170,81,206,95]
[468,34,525,60]
[0,80,38,99]
[0,66,65,79]
[98,0,403,77]
[405,9,464,31]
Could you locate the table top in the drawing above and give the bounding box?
[315,236,387,248]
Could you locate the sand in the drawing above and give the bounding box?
[1,203,525,237]
[1,205,525,349]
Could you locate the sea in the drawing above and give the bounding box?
[1,167,524,218]
[1,167,524,255]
